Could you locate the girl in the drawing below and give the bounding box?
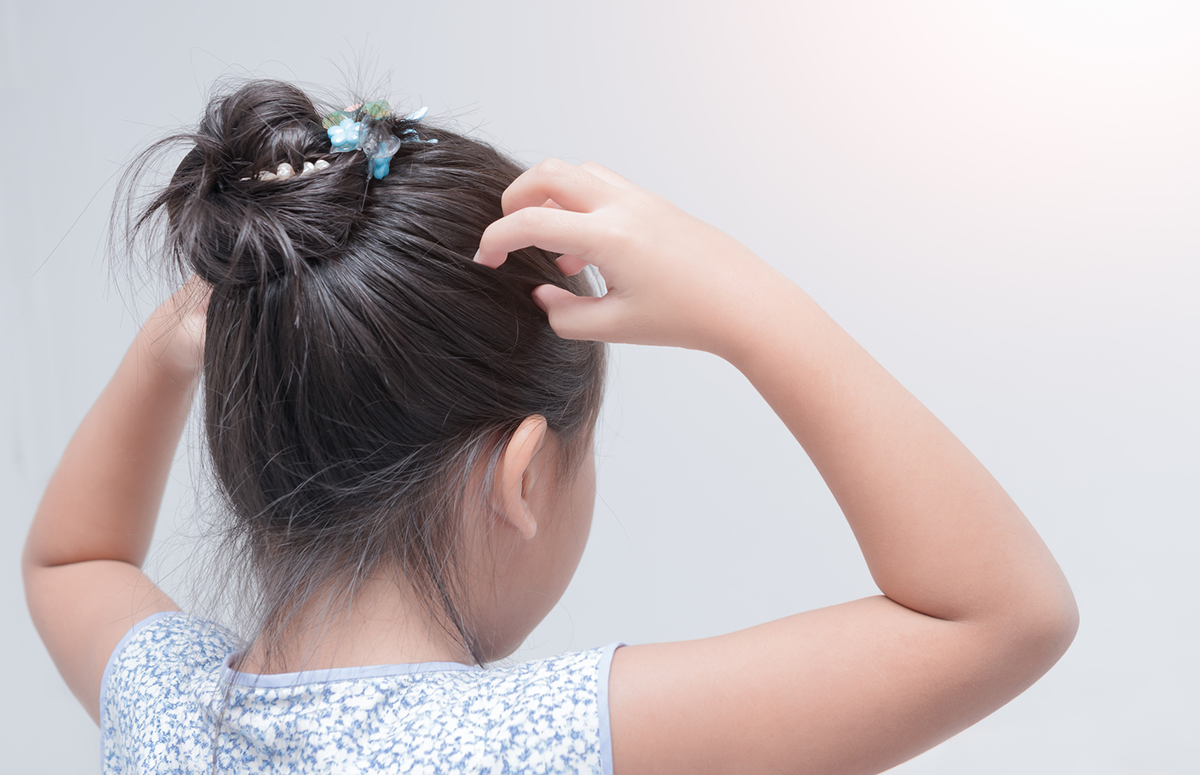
[23,79,1077,774]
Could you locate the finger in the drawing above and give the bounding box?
[578,161,638,190]
[502,158,620,216]
[532,284,623,342]
[555,254,590,276]
[474,207,600,268]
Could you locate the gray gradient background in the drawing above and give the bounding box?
[1,1,1196,772]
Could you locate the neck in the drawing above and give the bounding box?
[235,575,475,675]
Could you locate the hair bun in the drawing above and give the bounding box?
[148,80,377,288]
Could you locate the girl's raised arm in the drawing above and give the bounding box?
[477,160,1078,775]
[22,278,208,723]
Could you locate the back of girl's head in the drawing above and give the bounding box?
[121,79,606,662]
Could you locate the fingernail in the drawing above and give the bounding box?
[531,291,547,312]
[472,249,483,263]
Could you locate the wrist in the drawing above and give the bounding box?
[133,326,203,391]
[134,278,209,389]
[708,268,819,368]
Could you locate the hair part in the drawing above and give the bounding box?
[116,79,606,667]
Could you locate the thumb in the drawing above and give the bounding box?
[532,284,619,342]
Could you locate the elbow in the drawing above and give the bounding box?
[1035,568,1079,658]
[1002,578,1080,682]
[1043,584,1080,664]
[20,535,48,606]
[1033,603,1078,673]
[1055,583,1080,648]
[20,522,60,598]
[20,532,40,586]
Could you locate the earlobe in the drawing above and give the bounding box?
[497,416,549,541]
[514,510,538,541]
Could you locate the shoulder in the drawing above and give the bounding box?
[101,612,238,727]
[485,642,622,711]
[103,611,238,684]
[467,642,625,774]
[493,641,622,689]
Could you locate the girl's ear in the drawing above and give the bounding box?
[495,415,549,540]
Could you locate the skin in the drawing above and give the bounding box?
[24,160,1077,774]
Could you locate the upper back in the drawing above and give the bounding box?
[102,613,620,774]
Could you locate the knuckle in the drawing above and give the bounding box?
[536,157,571,178]
[515,206,555,236]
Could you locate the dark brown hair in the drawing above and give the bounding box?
[119,79,606,665]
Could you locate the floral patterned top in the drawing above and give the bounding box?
[100,612,621,774]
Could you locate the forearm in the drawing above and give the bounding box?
[724,280,1075,629]
[23,330,198,572]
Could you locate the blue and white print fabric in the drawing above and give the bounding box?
[100,612,621,774]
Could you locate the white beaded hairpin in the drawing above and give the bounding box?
[240,159,330,182]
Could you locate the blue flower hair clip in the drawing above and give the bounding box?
[327,117,362,152]
[323,102,437,180]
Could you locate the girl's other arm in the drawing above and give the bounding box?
[22,279,207,723]
[477,161,1079,775]
[607,281,1078,774]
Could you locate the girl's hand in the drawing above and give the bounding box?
[474,160,788,359]
[137,274,210,386]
